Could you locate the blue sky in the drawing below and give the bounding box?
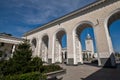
[61,28,97,51]
[0,0,120,52]
[0,0,96,37]
[109,20,120,52]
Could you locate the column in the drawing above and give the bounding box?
[62,51,65,63]
[11,44,16,57]
[54,39,62,63]
[41,42,45,62]
[48,34,55,63]
[75,35,83,64]
[12,44,16,53]
[45,44,48,62]
[59,43,62,63]
[94,21,116,67]
[36,38,41,57]
[67,31,75,65]
[54,39,58,63]
[30,39,36,57]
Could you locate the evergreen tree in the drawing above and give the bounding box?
[13,41,32,66]
[0,40,33,75]
[12,40,33,73]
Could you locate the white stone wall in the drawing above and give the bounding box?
[24,1,120,66]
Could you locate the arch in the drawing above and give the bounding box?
[104,8,120,52]
[73,21,96,64]
[54,28,67,36]
[73,21,94,42]
[105,8,120,28]
[73,21,94,35]
[42,34,49,47]
[103,8,120,67]
[31,38,37,48]
[104,9,120,43]
[41,33,49,39]
[53,28,67,63]
[31,37,38,56]
[53,28,67,48]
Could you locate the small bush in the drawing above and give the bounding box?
[42,64,62,73]
[2,72,46,80]
[30,57,43,71]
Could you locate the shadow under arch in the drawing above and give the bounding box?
[73,21,94,31]
[31,37,38,56]
[54,28,67,36]
[31,38,37,48]
[41,34,49,47]
[40,34,49,62]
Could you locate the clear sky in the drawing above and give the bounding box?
[0,0,96,37]
[0,0,120,52]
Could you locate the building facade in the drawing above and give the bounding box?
[24,0,120,67]
[0,34,23,60]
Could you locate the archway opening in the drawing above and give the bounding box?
[55,30,67,63]
[61,34,67,48]
[75,23,97,64]
[41,35,49,62]
[32,38,37,48]
[107,11,120,62]
[31,38,37,56]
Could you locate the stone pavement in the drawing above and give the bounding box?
[58,64,120,80]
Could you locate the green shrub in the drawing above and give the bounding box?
[31,57,43,66]
[30,57,43,71]
[3,72,46,80]
[0,41,34,76]
[42,64,62,73]
[0,40,63,79]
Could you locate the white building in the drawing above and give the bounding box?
[23,0,118,67]
[85,34,94,58]
[0,33,23,60]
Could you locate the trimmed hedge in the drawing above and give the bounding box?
[0,64,62,80]
[1,72,46,80]
[42,64,62,73]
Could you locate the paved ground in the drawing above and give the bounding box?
[58,63,120,80]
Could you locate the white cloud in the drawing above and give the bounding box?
[10,0,96,25]
[16,27,30,33]
[0,0,97,25]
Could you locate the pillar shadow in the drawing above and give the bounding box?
[81,66,120,80]
[84,53,117,68]
[103,53,116,68]
[84,60,98,67]
[81,53,120,80]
